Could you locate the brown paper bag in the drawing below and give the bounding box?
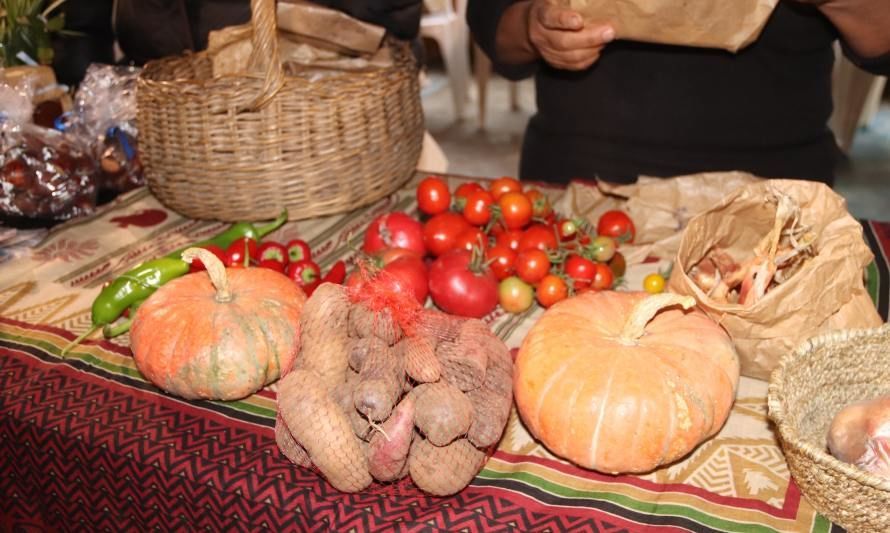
[553,172,761,265]
[667,179,882,380]
[562,0,779,52]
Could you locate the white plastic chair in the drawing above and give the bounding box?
[421,0,471,121]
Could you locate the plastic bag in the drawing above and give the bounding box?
[0,122,98,225]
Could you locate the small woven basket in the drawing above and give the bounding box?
[136,0,423,222]
[768,324,890,533]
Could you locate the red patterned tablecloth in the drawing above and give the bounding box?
[1,176,887,531]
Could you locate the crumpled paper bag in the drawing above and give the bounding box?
[553,172,761,265]
[667,179,882,380]
[562,0,779,52]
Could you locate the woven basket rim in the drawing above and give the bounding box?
[767,323,890,492]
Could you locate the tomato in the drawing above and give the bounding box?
[257,259,286,273]
[518,224,558,252]
[286,259,322,287]
[453,182,484,210]
[375,247,423,267]
[597,210,636,244]
[286,239,312,263]
[643,272,666,294]
[257,241,288,264]
[488,176,522,200]
[423,211,472,257]
[497,191,533,230]
[564,254,596,289]
[608,251,626,278]
[225,238,257,267]
[486,244,517,280]
[462,189,494,226]
[493,227,523,251]
[363,212,426,256]
[453,227,487,253]
[498,276,534,314]
[536,274,568,308]
[188,244,225,272]
[588,235,617,262]
[383,255,429,304]
[524,189,552,218]
[428,249,498,318]
[416,176,451,215]
[591,262,614,290]
[515,249,550,284]
[557,219,578,241]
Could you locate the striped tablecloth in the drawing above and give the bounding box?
[1,175,887,532]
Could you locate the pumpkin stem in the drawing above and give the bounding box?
[619,293,696,343]
[181,247,233,302]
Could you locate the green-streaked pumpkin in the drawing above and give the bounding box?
[130,248,305,400]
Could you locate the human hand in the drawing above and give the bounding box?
[527,0,615,70]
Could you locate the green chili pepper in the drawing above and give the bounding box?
[61,210,288,356]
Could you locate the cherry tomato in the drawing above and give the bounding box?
[225,238,257,267]
[486,244,517,280]
[364,212,426,256]
[498,276,534,314]
[493,227,523,251]
[588,235,617,262]
[286,259,322,287]
[525,189,552,218]
[488,176,522,200]
[257,241,288,264]
[257,258,286,273]
[609,251,627,279]
[591,262,614,290]
[428,249,498,318]
[188,244,225,272]
[497,191,533,230]
[518,224,558,252]
[597,210,636,244]
[453,182,484,209]
[416,176,451,215]
[285,239,312,263]
[462,189,494,226]
[643,272,666,294]
[536,274,568,308]
[453,227,488,253]
[515,249,550,284]
[383,255,429,304]
[564,254,596,289]
[423,211,472,257]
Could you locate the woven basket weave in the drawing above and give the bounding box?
[136,0,423,222]
[768,324,890,533]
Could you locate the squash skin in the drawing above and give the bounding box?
[514,291,739,474]
[131,268,305,400]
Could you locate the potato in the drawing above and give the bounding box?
[367,395,416,481]
[413,382,474,446]
[409,437,486,496]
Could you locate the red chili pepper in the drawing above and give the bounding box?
[286,239,312,263]
[303,280,321,297]
[322,260,347,285]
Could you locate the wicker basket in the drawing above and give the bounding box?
[768,324,890,533]
[136,0,423,222]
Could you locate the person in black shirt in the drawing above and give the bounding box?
[467,0,890,185]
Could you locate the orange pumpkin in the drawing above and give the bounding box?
[515,292,739,474]
[131,248,305,400]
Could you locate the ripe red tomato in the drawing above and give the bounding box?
[454,182,484,204]
[416,176,451,215]
[453,227,488,253]
[462,189,494,226]
[363,212,426,256]
[493,227,523,251]
[525,189,552,218]
[597,210,636,243]
[423,212,472,257]
[591,262,615,290]
[498,276,534,314]
[515,249,550,284]
[557,219,579,240]
[536,275,568,308]
[498,191,533,230]
[488,176,522,200]
[518,224,558,252]
[564,254,596,289]
[428,249,499,318]
[375,247,423,267]
[485,244,517,280]
[382,255,429,305]
[608,251,626,279]
[189,244,226,272]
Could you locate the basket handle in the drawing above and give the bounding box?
[246,0,286,110]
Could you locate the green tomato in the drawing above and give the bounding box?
[589,235,617,262]
[498,276,534,314]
